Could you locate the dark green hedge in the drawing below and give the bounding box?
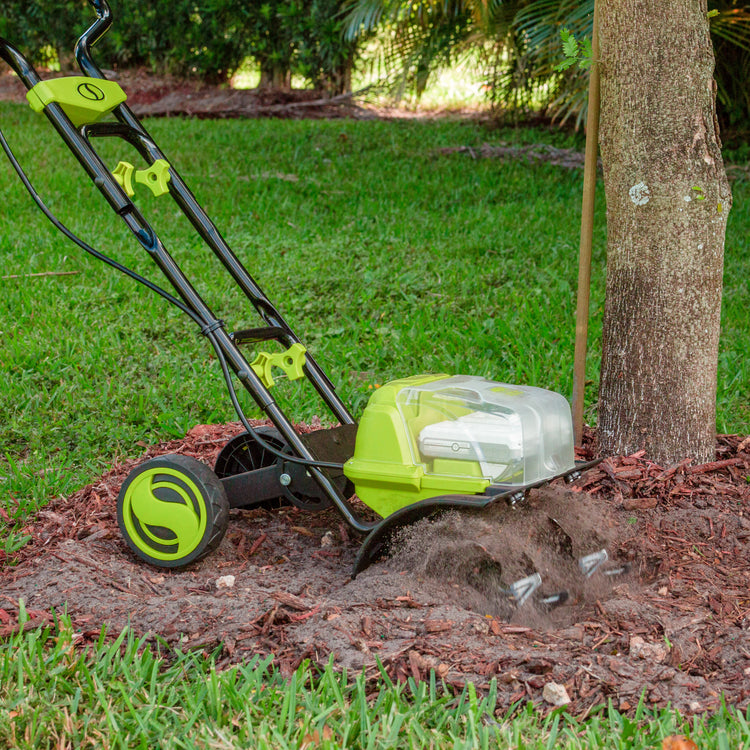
[0,0,356,90]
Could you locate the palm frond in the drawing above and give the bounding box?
[709,8,750,49]
[345,0,750,126]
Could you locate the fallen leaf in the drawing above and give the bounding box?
[290,526,315,537]
[662,736,698,750]
[300,725,334,749]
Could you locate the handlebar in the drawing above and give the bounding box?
[74,0,112,79]
[89,0,111,16]
[0,36,41,89]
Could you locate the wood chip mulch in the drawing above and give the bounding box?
[1,425,749,716]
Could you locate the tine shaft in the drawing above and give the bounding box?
[540,590,569,607]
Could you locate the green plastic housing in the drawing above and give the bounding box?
[27,77,127,127]
[344,374,575,518]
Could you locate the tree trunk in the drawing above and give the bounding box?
[323,57,353,96]
[259,65,292,91]
[597,0,732,465]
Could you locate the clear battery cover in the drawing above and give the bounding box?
[396,375,575,485]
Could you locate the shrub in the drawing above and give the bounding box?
[1,0,359,91]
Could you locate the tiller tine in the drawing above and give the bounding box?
[578,549,609,577]
[508,573,542,606]
[539,590,569,608]
[507,573,569,610]
[578,548,630,579]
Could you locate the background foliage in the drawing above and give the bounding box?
[2,0,749,124]
[0,0,357,90]
[240,0,359,92]
[343,0,750,128]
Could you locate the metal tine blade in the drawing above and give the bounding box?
[603,563,631,577]
[578,549,608,577]
[509,573,542,606]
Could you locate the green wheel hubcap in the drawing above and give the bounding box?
[120,468,209,561]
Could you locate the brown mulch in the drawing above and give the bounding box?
[1,422,749,717]
[0,68,375,119]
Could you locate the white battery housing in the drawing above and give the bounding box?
[401,375,575,486]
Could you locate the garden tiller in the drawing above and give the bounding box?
[1,1,606,605]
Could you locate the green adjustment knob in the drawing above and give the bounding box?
[136,159,172,197]
[112,159,171,198]
[112,161,136,197]
[250,343,307,388]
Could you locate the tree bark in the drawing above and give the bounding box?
[322,57,353,96]
[597,0,732,465]
[259,65,292,91]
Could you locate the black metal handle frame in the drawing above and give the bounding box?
[0,3,375,533]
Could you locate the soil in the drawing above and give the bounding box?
[2,422,749,717]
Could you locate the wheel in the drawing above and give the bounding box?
[117,454,229,568]
[214,426,286,478]
[214,427,289,509]
[214,428,331,511]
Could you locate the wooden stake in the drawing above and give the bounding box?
[572,1,601,445]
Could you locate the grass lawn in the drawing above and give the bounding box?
[1,102,749,746]
[1,610,748,749]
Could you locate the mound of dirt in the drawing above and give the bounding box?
[385,489,622,624]
[1,423,749,717]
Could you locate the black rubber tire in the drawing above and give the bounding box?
[214,427,289,509]
[214,427,332,511]
[214,426,286,477]
[117,453,229,569]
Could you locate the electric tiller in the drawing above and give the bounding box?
[1,1,608,605]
